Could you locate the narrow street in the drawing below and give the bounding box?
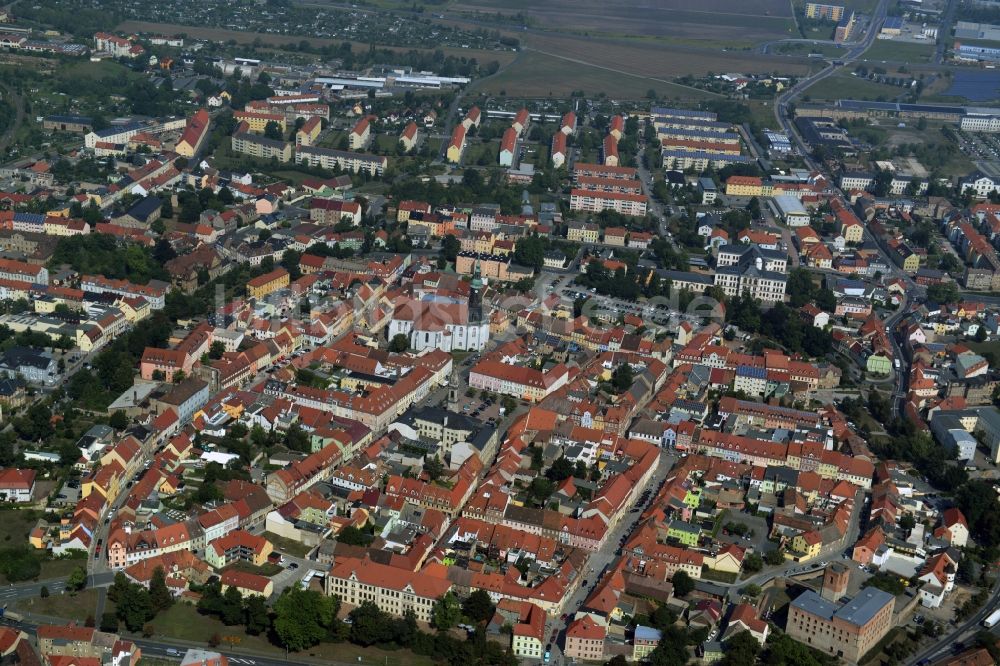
[544,450,678,665]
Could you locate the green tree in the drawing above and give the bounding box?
[389,333,409,353]
[337,525,374,547]
[108,410,129,431]
[348,600,389,646]
[220,586,244,625]
[743,553,763,574]
[67,566,87,592]
[765,548,785,566]
[720,630,761,666]
[273,587,335,651]
[149,566,173,613]
[462,590,495,624]
[432,591,462,630]
[424,456,444,481]
[264,120,284,140]
[611,363,634,392]
[116,583,154,631]
[546,456,574,482]
[243,594,270,635]
[209,340,226,359]
[100,612,119,632]
[671,570,694,597]
[441,234,460,263]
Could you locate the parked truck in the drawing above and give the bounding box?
[982,607,1000,628]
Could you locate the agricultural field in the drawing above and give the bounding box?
[453,0,797,43]
[523,33,816,80]
[804,72,907,101]
[862,39,936,64]
[115,21,518,68]
[476,51,715,100]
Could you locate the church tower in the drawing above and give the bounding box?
[469,260,484,324]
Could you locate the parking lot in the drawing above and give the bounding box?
[954,128,1000,173]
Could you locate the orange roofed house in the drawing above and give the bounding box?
[247,267,290,299]
[326,556,452,623]
[564,615,606,662]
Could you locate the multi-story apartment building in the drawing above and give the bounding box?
[350,116,372,150]
[0,258,48,286]
[80,274,167,309]
[296,146,387,176]
[326,556,452,623]
[234,111,286,134]
[231,133,292,162]
[247,268,290,299]
[469,360,570,402]
[805,3,845,21]
[569,189,648,216]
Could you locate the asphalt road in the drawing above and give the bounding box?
[543,449,677,665]
[906,578,1000,665]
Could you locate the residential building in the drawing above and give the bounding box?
[0,468,35,502]
[231,133,292,162]
[175,109,211,158]
[565,615,605,662]
[247,268,290,299]
[570,189,648,217]
[326,556,452,623]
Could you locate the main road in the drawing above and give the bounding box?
[774,0,889,171]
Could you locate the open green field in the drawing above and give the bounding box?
[968,340,1000,359]
[522,32,816,79]
[773,42,846,57]
[875,123,974,177]
[862,40,936,64]
[452,0,796,44]
[116,20,517,67]
[221,561,283,577]
[148,603,435,666]
[476,51,717,100]
[263,531,312,558]
[16,588,100,620]
[804,72,905,101]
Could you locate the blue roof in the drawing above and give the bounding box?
[737,365,767,379]
[127,196,162,221]
[792,588,894,627]
[883,16,904,29]
[661,150,753,163]
[94,122,145,138]
[634,625,663,642]
[836,588,895,626]
[13,213,45,224]
[651,106,717,120]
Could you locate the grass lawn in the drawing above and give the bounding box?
[148,603,434,666]
[16,588,100,620]
[700,568,739,584]
[0,508,45,544]
[462,140,499,166]
[774,42,845,57]
[805,72,905,101]
[968,340,1000,359]
[477,50,716,100]
[374,134,401,153]
[263,532,312,558]
[318,131,348,150]
[221,561,283,577]
[38,553,89,581]
[862,39,935,64]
